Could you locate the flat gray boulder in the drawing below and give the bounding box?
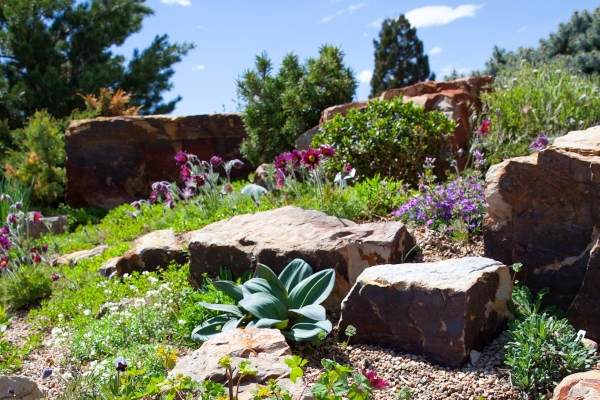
[338,257,512,368]
[0,375,45,399]
[187,206,415,310]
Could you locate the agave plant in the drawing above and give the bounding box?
[191,259,335,342]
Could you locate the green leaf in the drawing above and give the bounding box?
[288,304,326,322]
[198,302,244,317]
[281,320,333,342]
[212,280,244,302]
[253,318,287,328]
[191,316,238,342]
[311,383,330,398]
[278,259,313,293]
[242,277,289,308]
[238,292,288,321]
[254,264,289,306]
[288,269,336,309]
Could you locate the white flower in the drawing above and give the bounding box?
[147,276,158,284]
[123,273,130,278]
[556,69,562,73]
[142,271,149,275]
[532,69,538,73]
[579,94,587,101]
[178,319,186,325]
[83,309,91,316]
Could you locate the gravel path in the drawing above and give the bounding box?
[3,227,593,399]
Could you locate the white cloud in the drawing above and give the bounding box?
[357,69,373,83]
[322,3,367,23]
[405,4,484,28]
[429,47,442,55]
[439,63,470,77]
[161,0,191,5]
[366,17,383,28]
[517,27,527,33]
[192,65,205,71]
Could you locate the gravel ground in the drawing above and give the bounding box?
[3,227,595,399]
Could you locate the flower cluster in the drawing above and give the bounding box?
[272,144,341,190]
[391,157,487,231]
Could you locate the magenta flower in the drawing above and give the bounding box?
[360,369,390,388]
[274,152,291,172]
[301,147,321,170]
[6,213,17,225]
[181,186,196,199]
[0,236,11,251]
[32,211,43,224]
[180,166,192,182]
[41,244,49,253]
[319,144,336,158]
[290,150,302,168]
[210,156,223,167]
[530,133,549,152]
[477,118,491,136]
[174,151,189,166]
[32,253,42,263]
[191,174,207,187]
[149,191,159,203]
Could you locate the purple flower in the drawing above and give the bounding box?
[7,387,15,395]
[274,152,291,172]
[181,186,196,199]
[210,156,223,167]
[174,151,190,166]
[130,201,141,210]
[114,356,127,372]
[301,147,321,170]
[477,119,491,136]
[191,174,207,187]
[6,213,17,225]
[41,367,53,379]
[319,144,336,158]
[275,169,286,190]
[230,159,244,169]
[41,244,49,253]
[0,235,12,251]
[180,166,192,182]
[530,133,549,152]
[290,150,302,168]
[51,273,60,282]
[149,191,159,203]
[14,201,22,210]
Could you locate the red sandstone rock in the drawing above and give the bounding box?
[65,114,251,208]
[552,371,600,400]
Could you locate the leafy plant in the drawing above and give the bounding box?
[314,95,455,185]
[78,87,143,117]
[192,259,335,342]
[311,358,373,400]
[218,355,259,400]
[396,386,412,400]
[477,62,600,165]
[0,303,12,335]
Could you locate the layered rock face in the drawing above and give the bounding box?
[65,114,250,208]
[338,257,512,368]
[187,206,415,310]
[484,126,600,341]
[313,76,493,152]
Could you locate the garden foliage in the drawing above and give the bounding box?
[477,63,600,165]
[236,45,357,165]
[192,259,335,342]
[313,96,455,185]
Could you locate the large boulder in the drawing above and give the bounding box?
[552,370,600,400]
[317,76,493,152]
[337,257,512,368]
[65,114,251,209]
[187,206,415,310]
[169,328,312,400]
[112,229,188,276]
[484,126,600,341]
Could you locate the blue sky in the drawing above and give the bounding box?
[114,1,599,116]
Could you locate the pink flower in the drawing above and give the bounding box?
[319,144,336,158]
[477,119,491,136]
[210,156,223,167]
[180,166,192,182]
[31,211,43,224]
[174,151,189,166]
[290,150,302,168]
[301,147,321,170]
[274,152,291,172]
[275,169,286,189]
[360,369,390,388]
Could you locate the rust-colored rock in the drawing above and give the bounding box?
[318,76,493,153]
[338,257,512,368]
[65,114,251,209]
[484,126,600,341]
[552,370,600,400]
[187,206,415,310]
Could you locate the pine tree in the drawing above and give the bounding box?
[370,15,435,98]
[0,0,194,127]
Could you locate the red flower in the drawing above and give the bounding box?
[0,256,8,269]
[51,273,60,282]
[31,211,43,224]
[477,119,491,136]
[301,147,321,169]
[32,253,42,263]
[361,369,389,388]
[192,174,207,187]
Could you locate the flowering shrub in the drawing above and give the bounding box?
[391,153,487,232]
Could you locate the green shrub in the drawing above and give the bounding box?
[478,62,600,165]
[0,264,52,310]
[192,259,335,342]
[4,111,68,206]
[505,283,598,398]
[313,96,455,185]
